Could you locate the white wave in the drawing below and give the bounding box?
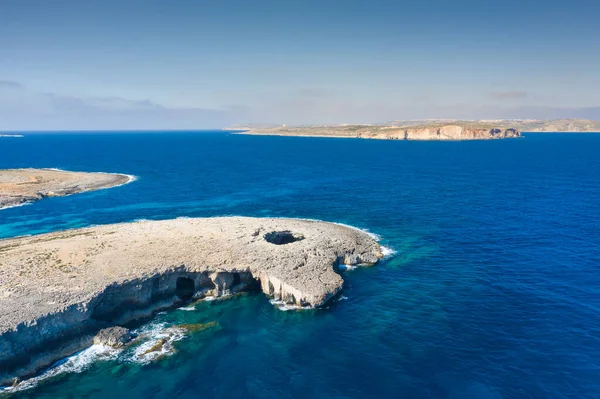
[380,245,397,259]
[332,222,381,241]
[269,299,311,311]
[122,174,138,184]
[127,322,186,365]
[95,172,138,190]
[0,201,32,211]
[335,295,349,302]
[1,344,120,393]
[338,264,357,271]
[178,306,196,311]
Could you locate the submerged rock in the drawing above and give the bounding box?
[93,327,133,348]
[177,321,219,333]
[141,338,168,357]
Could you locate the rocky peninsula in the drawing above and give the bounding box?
[238,123,521,140]
[0,168,133,209]
[0,217,382,385]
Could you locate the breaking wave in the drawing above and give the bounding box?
[128,322,186,365]
[1,345,120,394]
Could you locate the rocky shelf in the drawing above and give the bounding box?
[0,168,133,209]
[0,217,382,385]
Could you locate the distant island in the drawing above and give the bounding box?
[0,168,134,209]
[229,119,600,140]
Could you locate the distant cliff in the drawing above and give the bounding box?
[512,119,600,132]
[237,123,521,141]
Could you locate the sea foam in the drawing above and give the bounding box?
[1,345,120,393]
[269,299,311,311]
[129,322,186,365]
[0,201,32,211]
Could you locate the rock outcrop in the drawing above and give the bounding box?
[0,217,382,385]
[93,327,134,348]
[0,168,133,209]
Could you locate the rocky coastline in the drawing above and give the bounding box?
[239,124,521,140]
[0,217,382,385]
[0,168,134,210]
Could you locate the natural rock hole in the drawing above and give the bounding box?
[175,277,195,299]
[264,230,305,245]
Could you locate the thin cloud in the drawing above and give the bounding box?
[490,91,529,100]
[0,80,24,89]
[296,88,333,98]
[0,82,230,130]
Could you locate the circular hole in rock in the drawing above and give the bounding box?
[264,230,305,245]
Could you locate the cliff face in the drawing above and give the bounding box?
[0,217,382,385]
[370,125,521,140]
[241,124,521,140]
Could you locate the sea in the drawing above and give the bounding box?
[1,132,599,399]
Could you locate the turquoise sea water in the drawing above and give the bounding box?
[1,132,600,398]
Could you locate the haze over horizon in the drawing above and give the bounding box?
[1,0,599,130]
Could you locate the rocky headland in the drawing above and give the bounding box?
[0,168,133,210]
[232,118,600,139]
[238,123,522,140]
[0,217,382,385]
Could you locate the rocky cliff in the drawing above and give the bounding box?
[370,125,520,140]
[233,118,600,137]
[0,217,382,385]
[239,124,521,140]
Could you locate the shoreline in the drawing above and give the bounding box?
[0,168,136,210]
[234,124,523,141]
[236,130,524,141]
[0,216,383,385]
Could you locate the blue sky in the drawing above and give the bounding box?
[1,0,599,129]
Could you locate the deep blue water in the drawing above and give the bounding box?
[1,132,600,399]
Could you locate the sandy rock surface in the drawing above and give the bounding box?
[0,217,382,384]
[0,168,132,209]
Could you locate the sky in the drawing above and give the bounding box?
[1,0,599,129]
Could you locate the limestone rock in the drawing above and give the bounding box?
[0,216,382,385]
[93,327,133,348]
[238,123,522,140]
[0,168,132,209]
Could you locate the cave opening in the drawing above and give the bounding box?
[232,273,241,286]
[175,277,195,300]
